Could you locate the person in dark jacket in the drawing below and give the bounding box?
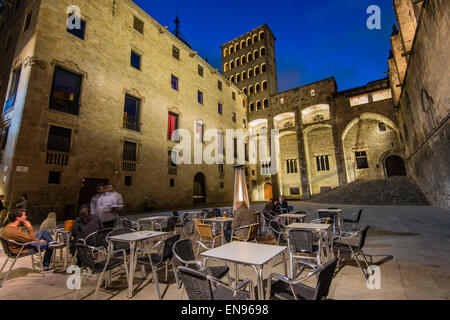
[70,204,104,256]
[275,196,289,213]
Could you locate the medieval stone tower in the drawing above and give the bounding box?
[220,24,278,114]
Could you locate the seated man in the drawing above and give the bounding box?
[224,201,257,242]
[2,209,60,271]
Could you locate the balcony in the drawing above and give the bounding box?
[123,161,136,172]
[3,96,16,113]
[46,151,69,166]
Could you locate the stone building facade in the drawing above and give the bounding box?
[0,0,247,222]
[388,0,449,208]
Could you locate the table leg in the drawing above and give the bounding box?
[221,223,225,246]
[283,251,288,277]
[127,242,136,298]
[251,265,264,300]
[234,263,239,288]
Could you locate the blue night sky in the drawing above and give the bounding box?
[133,0,396,92]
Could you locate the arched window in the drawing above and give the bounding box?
[241,56,246,64]
[230,46,234,54]
[247,53,253,62]
[230,76,235,83]
[253,34,257,43]
[261,64,267,73]
[224,48,228,57]
[248,69,253,77]
[250,103,255,112]
[240,40,245,49]
[243,87,248,95]
[254,66,260,75]
[260,47,266,56]
[262,81,268,91]
[224,63,228,72]
[263,99,269,108]
[255,83,261,93]
[256,100,261,110]
[235,58,240,67]
[249,85,254,95]
[246,37,251,46]
[236,74,241,82]
[254,50,259,59]
[242,71,247,80]
[230,61,234,69]
[259,31,265,40]
[235,43,239,52]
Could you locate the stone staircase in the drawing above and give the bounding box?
[308,176,429,205]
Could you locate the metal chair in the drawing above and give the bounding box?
[342,209,363,231]
[178,266,254,300]
[194,223,222,255]
[175,212,190,236]
[317,211,343,239]
[73,243,128,300]
[231,223,260,243]
[333,226,370,279]
[158,216,178,233]
[120,217,139,230]
[0,236,45,287]
[268,220,287,245]
[79,228,113,256]
[136,234,180,300]
[172,238,230,286]
[106,228,135,258]
[266,257,338,300]
[52,224,71,271]
[287,228,320,278]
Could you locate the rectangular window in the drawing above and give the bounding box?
[49,66,82,115]
[197,90,203,104]
[195,122,204,143]
[168,112,179,141]
[232,112,236,123]
[198,65,203,77]
[123,95,141,131]
[131,50,141,70]
[218,103,223,115]
[218,80,222,91]
[261,161,271,175]
[67,14,86,40]
[1,126,9,150]
[170,179,175,187]
[48,171,61,184]
[355,151,369,169]
[218,164,224,175]
[286,159,298,174]
[4,66,22,112]
[171,75,179,91]
[232,92,236,100]
[133,16,144,34]
[47,126,71,153]
[290,188,300,195]
[315,155,330,172]
[243,119,247,128]
[233,138,238,158]
[124,176,132,186]
[23,11,32,32]
[123,141,137,162]
[172,46,179,60]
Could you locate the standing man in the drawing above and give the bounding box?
[2,209,61,271]
[98,183,124,229]
[90,183,105,217]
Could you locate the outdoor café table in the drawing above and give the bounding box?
[285,223,334,271]
[201,241,287,300]
[137,216,170,231]
[276,213,307,226]
[108,230,168,298]
[317,209,343,237]
[203,216,234,245]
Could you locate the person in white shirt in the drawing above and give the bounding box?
[90,183,105,217]
[98,183,124,228]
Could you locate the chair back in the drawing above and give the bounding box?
[247,223,260,241]
[177,266,214,300]
[287,228,313,253]
[173,239,196,263]
[263,211,275,222]
[195,223,214,240]
[0,236,15,259]
[268,220,285,245]
[161,234,181,262]
[91,228,113,248]
[75,243,96,271]
[358,226,370,250]
[107,228,135,251]
[120,217,134,229]
[313,257,338,300]
[317,211,338,222]
[165,217,178,232]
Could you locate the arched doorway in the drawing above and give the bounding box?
[264,183,273,200]
[193,173,206,203]
[386,155,407,177]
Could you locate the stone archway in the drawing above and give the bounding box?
[193,172,206,203]
[385,155,407,177]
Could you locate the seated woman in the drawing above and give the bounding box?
[275,196,289,213]
[39,212,57,233]
[70,204,103,257]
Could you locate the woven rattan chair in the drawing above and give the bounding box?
[194,223,222,254]
[178,266,254,300]
[266,257,338,300]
